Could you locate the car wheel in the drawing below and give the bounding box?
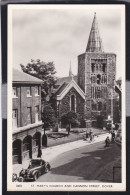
[33,173,38,181]
[45,166,49,173]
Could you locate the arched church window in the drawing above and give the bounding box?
[96,64,98,71]
[71,95,76,112]
[91,64,95,72]
[97,74,101,84]
[98,102,102,111]
[103,64,106,72]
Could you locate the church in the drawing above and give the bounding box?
[52,13,120,128]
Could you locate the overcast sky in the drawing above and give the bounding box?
[12,5,123,79]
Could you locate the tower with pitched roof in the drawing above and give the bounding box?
[69,61,73,77]
[78,13,116,126]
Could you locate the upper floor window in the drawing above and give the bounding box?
[27,87,31,97]
[103,64,106,72]
[35,106,39,122]
[97,102,102,111]
[27,107,32,124]
[12,87,18,98]
[97,74,101,84]
[91,58,107,73]
[91,64,95,72]
[35,86,39,96]
[12,109,18,128]
[97,89,101,98]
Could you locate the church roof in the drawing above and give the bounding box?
[55,79,85,100]
[86,13,104,53]
[54,82,69,96]
[56,75,77,86]
[13,69,43,84]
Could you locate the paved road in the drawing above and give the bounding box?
[36,141,121,182]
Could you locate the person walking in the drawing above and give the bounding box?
[86,131,89,141]
[89,129,93,141]
[111,131,115,142]
[105,136,110,147]
[37,147,42,158]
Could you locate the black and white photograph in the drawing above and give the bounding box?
[7,4,125,191]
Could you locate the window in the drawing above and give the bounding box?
[97,74,101,84]
[98,102,102,111]
[27,107,32,124]
[103,64,106,72]
[96,88,101,98]
[71,95,76,112]
[91,64,95,72]
[35,86,39,96]
[27,87,31,97]
[12,109,18,128]
[91,58,107,73]
[35,106,39,122]
[92,104,97,111]
[12,87,18,98]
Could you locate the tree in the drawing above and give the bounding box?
[20,59,57,100]
[20,59,57,133]
[41,103,56,132]
[61,111,80,135]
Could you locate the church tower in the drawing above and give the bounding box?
[78,13,116,126]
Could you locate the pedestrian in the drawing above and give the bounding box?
[113,131,115,141]
[86,131,89,141]
[37,147,42,158]
[111,131,115,142]
[115,123,119,130]
[89,129,93,141]
[105,136,110,147]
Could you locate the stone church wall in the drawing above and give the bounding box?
[78,52,116,124]
[59,87,85,123]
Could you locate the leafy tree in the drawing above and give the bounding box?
[20,59,57,133]
[61,111,80,135]
[20,59,57,100]
[41,103,56,131]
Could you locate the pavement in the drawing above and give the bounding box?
[13,133,111,176]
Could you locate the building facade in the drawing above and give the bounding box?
[77,13,116,126]
[53,13,120,127]
[12,69,44,164]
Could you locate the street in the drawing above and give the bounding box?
[36,141,121,182]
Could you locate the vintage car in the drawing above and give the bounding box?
[19,159,51,181]
[12,173,18,182]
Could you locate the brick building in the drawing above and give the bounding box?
[53,13,120,127]
[12,69,44,164]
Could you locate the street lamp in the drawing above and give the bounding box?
[56,100,61,131]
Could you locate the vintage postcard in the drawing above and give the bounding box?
[7,4,126,191]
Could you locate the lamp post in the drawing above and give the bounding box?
[56,100,61,131]
[111,80,115,131]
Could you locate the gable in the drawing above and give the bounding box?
[56,80,85,100]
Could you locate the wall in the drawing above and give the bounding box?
[59,87,85,119]
[78,52,116,122]
[12,84,41,129]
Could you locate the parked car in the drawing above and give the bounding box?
[106,123,115,130]
[12,173,18,182]
[19,159,51,181]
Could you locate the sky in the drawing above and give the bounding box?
[12,5,123,79]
